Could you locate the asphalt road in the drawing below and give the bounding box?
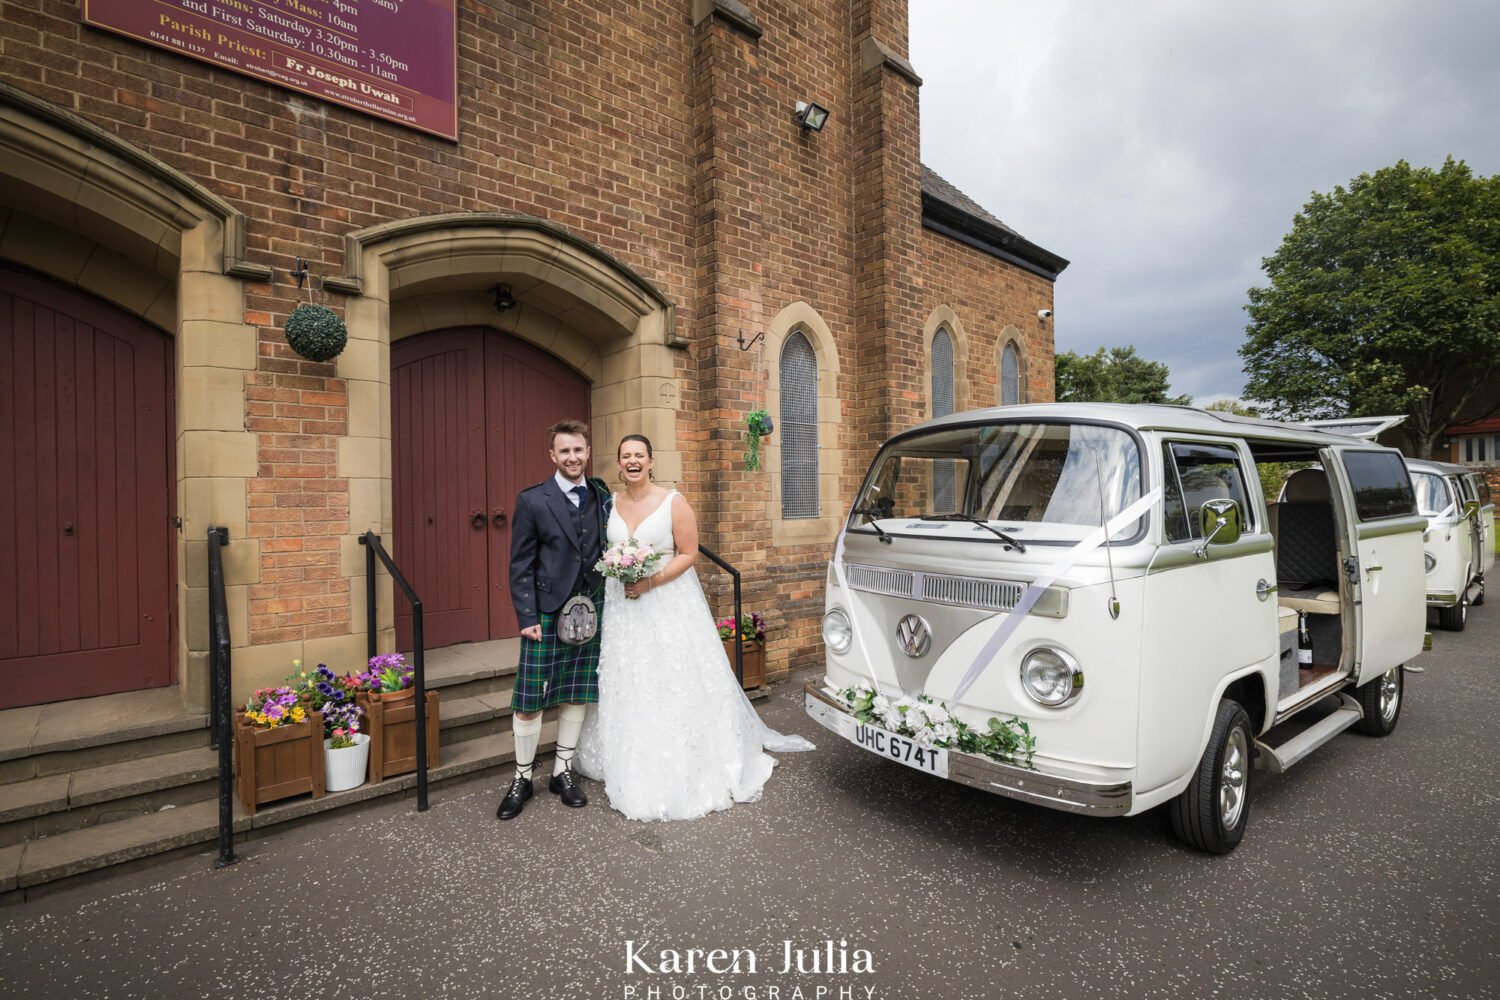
[2,613,1498,1000]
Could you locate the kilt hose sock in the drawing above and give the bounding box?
[554,703,587,776]
[513,713,542,781]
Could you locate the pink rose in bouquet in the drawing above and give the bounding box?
[596,537,664,584]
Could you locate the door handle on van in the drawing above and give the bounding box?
[1365,564,1383,575]
[1256,579,1277,601]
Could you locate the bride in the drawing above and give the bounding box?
[576,434,813,821]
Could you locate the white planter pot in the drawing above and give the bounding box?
[324,733,371,792]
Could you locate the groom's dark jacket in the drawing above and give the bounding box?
[509,475,611,630]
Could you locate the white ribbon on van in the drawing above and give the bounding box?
[831,527,886,693]
[947,488,1162,706]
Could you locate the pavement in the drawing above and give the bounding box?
[1,613,1498,1000]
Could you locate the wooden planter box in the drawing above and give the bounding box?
[723,640,766,690]
[235,712,325,816]
[357,689,440,782]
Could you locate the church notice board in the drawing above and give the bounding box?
[83,0,458,140]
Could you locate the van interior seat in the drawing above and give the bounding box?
[1274,468,1341,615]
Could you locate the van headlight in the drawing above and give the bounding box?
[1019,647,1083,707]
[1424,552,1436,574]
[822,608,853,654]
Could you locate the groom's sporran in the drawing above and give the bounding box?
[497,418,611,821]
[556,594,598,645]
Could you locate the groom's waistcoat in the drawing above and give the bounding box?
[508,477,607,629]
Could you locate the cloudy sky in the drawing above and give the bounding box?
[910,1,1500,404]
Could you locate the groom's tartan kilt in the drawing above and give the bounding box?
[511,579,604,713]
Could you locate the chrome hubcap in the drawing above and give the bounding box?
[1380,667,1401,722]
[1219,728,1248,829]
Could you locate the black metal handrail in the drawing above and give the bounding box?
[358,531,429,812]
[207,526,237,869]
[697,543,744,685]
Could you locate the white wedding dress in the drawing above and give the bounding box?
[576,490,814,821]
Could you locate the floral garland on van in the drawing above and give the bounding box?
[837,683,1036,764]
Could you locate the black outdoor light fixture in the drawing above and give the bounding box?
[493,283,517,312]
[795,100,830,132]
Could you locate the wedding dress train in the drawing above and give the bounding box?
[575,490,813,821]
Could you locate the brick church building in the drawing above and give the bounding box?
[0,0,1066,715]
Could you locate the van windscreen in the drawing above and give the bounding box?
[851,422,1144,543]
[1411,473,1453,517]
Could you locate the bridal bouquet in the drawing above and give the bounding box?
[596,537,665,584]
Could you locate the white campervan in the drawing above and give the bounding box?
[806,403,1428,853]
[1408,458,1494,630]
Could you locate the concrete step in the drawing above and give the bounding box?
[437,689,521,746]
[0,686,522,848]
[2,722,558,898]
[0,747,218,847]
[0,688,209,785]
[414,638,520,704]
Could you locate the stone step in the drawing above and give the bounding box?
[437,689,521,746]
[0,747,218,847]
[0,686,521,849]
[2,722,558,898]
[0,688,209,786]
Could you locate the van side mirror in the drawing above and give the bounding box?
[1195,498,1242,559]
[1462,499,1481,521]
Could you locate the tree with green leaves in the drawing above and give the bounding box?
[1054,345,1192,405]
[1240,157,1500,458]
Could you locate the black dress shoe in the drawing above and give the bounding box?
[496,776,533,820]
[549,769,588,808]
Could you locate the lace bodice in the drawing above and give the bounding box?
[608,489,677,559]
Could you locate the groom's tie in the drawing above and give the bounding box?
[570,484,586,506]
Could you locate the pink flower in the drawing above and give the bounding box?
[621,555,635,567]
[333,728,346,738]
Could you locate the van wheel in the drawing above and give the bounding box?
[1473,579,1485,607]
[1436,595,1468,631]
[1169,699,1252,854]
[1354,665,1403,736]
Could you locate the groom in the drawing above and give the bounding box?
[498,419,611,821]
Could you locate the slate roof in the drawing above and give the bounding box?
[919,164,1068,280]
[920,166,1021,237]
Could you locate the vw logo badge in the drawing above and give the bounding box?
[896,614,932,658]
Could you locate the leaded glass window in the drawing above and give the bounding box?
[1001,341,1021,406]
[780,331,819,519]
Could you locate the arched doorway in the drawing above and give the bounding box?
[391,327,591,650]
[0,264,174,708]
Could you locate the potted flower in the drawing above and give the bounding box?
[291,663,371,793]
[717,612,767,689]
[323,714,371,793]
[235,685,325,815]
[350,653,439,782]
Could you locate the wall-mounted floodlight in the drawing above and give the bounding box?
[795,101,830,132]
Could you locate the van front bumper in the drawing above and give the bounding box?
[1426,590,1460,608]
[803,683,1133,817]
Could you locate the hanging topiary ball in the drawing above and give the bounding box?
[283,304,348,362]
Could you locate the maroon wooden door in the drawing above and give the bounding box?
[390,330,489,650]
[391,327,590,649]
[484,335,594,637]
[0,265,174,709]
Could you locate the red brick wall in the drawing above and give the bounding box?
[1,0,1060,678]
[915,230,1058,409]
[244,326,350,644]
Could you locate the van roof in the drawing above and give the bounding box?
[917,402,1380,448]
[1405,457,1473,477]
